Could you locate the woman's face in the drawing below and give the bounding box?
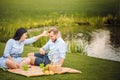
[20,32,28,41]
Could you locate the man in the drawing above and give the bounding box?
[28,27,67,66]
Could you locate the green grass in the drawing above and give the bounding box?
[0,42,120,80]
[0,0,119,26]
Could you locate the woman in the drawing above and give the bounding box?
[0,28,47,69]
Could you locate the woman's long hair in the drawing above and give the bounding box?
[13,28,27,40]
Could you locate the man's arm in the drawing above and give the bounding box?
[39,40,50,55]
[59,43,67,66]
[39,48,45,55]
[59,58,64,66]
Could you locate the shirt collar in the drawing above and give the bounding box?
[51,37,61,43]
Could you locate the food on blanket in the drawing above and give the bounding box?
[44,70,50,75]
[45,64,49,70]
[40,64,61,74]
[41,64,54,75]
[49,64,61,73]
[49,70,54,75]
[8,66,81,77]
[42,65,49,72]
[39,63,44,68]
[23,64,28,71]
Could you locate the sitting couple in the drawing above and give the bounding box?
[0,27,67,69]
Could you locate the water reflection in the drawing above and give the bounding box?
[86,29,120,61]
[107,26,120,48]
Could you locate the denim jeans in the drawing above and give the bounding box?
[34,53,50,66]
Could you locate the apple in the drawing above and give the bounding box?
[23,64,28,71]
[39,63,44,68]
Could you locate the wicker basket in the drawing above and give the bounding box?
[49,64,61,73]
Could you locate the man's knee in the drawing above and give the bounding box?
[27,52,34,57]
[29,56,36,65]
[23,57,31,63]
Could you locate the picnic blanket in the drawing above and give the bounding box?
[7,66,82,77]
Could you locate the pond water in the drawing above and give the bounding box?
[70,26,120,62]
[86,29,120,61]
[74,26,120,62]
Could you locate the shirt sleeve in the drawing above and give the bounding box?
[42,40,50,51]
[59,43,67,59]
[3,39,13,57]
[24,37,36,44]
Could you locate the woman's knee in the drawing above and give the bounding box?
[6,59,12,66]
[6,59,17,69]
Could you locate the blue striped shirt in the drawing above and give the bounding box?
[0,37,36,68]
[42,37,67,64]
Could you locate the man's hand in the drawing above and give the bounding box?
[39,48,45,55]
[59,58,64,66]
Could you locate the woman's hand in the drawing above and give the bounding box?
[6,55,20,68]
[34,31,48,41]
[7,55,20,68]
[14,61,20,68]
[41,31,48,36]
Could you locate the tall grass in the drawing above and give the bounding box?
[1,14,118,54]
[0,15,117,38]
[67,40,87,55]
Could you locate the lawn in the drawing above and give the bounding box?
[0,42,120,80]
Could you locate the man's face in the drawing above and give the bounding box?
[49,31,57,42]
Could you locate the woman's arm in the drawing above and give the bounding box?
[3,39,13,57]
[6,55,20,68]
[24,31,48,44]
[7,55,14,61]
[7,55,17,62]
[34,31,48,41]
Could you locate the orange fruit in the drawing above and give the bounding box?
[49,70,54,75]
[44,70,49,75]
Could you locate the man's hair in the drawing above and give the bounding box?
[48,27,58,35]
